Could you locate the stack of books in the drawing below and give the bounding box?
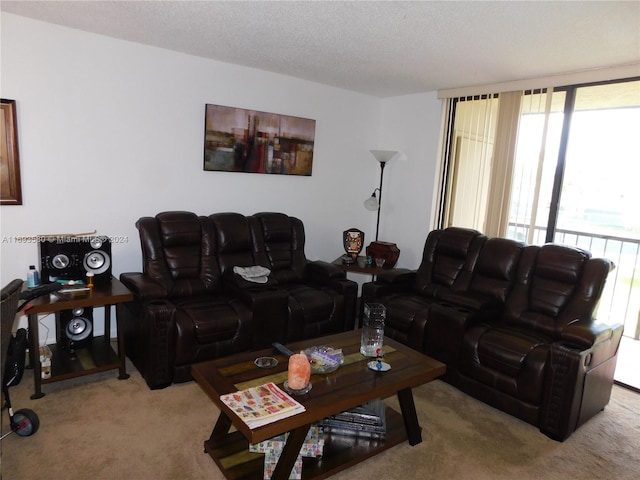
[321,398,386,439]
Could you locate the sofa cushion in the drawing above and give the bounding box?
[137,212,223,298]
[412,227,485,298]
[467,237,524,300]
[528,248,587,318]
[462,324,550,404]
[209,212,256,274]
[477,327,550,376]
[250,213,307,282]
[505,244,591,337]
[157,213,206,283]
[173,295,252,364]
[284,284,344,341]
[378,293,432,351]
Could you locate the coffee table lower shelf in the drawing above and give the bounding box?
[204,406,408,480]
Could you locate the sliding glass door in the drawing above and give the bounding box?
[442,78,640,338]
[550,80,640,333]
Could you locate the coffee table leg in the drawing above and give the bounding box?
[271,424,311,480]
[397,388,422,445]
[208,412,232,444]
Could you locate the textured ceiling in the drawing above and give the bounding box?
[2,1,639,97]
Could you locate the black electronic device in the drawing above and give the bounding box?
[39,236,111,285]
[56,307,93,353]
[272,342,294,358]
[17,283,63,312]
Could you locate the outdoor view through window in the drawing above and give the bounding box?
[509,80,640,334]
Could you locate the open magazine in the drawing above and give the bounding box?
[220,382,306,429]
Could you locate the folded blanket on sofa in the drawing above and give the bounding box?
[233,266,271,284]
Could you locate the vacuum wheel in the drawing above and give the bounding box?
[12,408,39,437]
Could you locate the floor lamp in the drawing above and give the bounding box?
[364,150,398,241]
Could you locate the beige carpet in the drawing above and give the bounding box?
[1,358,638,480]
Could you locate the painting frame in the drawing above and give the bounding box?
[1,98,23,205]
[203,104,316,176]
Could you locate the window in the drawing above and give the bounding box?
[438,78,640,337]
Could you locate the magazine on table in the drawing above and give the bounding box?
[219,382,306,429]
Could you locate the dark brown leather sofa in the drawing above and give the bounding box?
[120,211,357,389]
[361,227,623,441]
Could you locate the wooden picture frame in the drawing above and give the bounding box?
[1,98,22,205]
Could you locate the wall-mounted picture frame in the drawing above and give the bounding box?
[204,104,316,176]
[1,98,22,205]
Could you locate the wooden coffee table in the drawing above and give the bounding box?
[191,330,446,480]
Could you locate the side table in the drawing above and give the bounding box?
[331,256,386,277]
[24,278,133,399]
[332,256,390,326]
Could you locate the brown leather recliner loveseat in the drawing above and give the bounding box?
[120,211,357,389]
[362,227,623,441]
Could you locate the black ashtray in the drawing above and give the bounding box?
[254,356,279,368]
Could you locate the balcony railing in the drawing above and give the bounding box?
[507,224,640,340]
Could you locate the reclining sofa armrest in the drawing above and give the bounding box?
[120,272,169,301]
[306,260,347,282]
[305,261,358,331]
[423,302,497,367]
[561,320,623,349]
[235,286,289,349]
[540,322,624,441]
[437,291,503,313]
[377,268,416,287]
[121,298,177,389]
[306,260,358,296]
[361,269,416,306]
[221,270,310,348]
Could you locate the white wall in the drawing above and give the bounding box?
[0,14,443,336]
[378,93,443,268]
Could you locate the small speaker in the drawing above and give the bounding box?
[40,236,112,285]
[57,307,93,353]
[83,236,111,279]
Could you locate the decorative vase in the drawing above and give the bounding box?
[360,303,386,357]
[365,241,400,268]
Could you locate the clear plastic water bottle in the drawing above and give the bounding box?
[27,265,40,288]
[360,303,385,357]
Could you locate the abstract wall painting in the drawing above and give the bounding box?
[204,104,316,176]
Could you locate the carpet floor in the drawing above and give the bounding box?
[1,358,638,480]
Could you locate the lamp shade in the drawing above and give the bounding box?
[364,194,379,211]
[370,150,398,163]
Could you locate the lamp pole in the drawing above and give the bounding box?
[375,160,386,242]
[367,150,398,242]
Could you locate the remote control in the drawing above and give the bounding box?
[272,342,294,357]
[19,282,62,301]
